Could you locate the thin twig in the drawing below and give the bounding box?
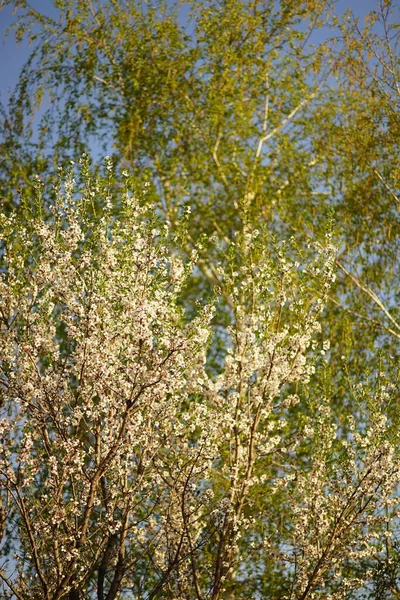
[337,261,400,334]
[373,168,399,205]
[327,294,400,340]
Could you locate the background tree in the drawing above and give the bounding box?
[1,0,398,356]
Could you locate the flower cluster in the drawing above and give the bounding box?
[0,166,399,600]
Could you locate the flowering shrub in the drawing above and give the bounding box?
[0,163,399,599]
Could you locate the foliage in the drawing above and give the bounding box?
[0,0,399,369]
[0,0,400,597]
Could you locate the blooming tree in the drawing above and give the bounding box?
[0,164,400,599]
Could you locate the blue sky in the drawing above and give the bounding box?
[0,0,381,106]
